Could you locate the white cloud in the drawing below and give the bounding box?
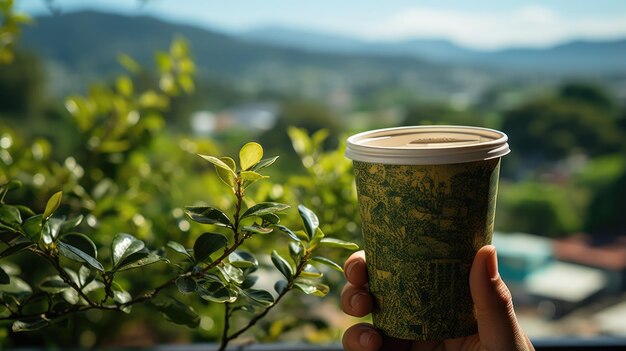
[355,4,626,49]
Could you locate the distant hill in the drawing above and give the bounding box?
[17,11,625,99]
[20,11,453,96]
[238,26,479,61]
[239,25,626,73]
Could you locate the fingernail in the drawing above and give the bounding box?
[487,247,499,280]
[350,292,365,311]
[359,331,374,347]
[345,260,358,280]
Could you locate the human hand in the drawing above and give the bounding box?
[340,245,535,351]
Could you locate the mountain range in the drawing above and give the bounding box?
[239,25,626,73]
[17,11,626,98]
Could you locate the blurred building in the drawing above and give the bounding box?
[190,102,278,135]
[554,235,626,293]
[493,232,626,321]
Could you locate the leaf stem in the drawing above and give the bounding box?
[223,256,308,344]
[218,302,231,351]
[30,246,98,308]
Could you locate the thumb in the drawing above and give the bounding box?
[470,245,531,350]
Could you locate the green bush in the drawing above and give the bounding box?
[0,38,358,349]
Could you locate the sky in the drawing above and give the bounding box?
[16,0,626,50]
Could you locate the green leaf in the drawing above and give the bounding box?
[43,191,62,221]
[289,242,303,263]
[0,266,9,285]
[178,74,195,94]
[111,233,145,268]
[41,218,62,245]
[241,202,289,219]
[312,283,330,297]
[57,240,104,272]
[310,227,325,249]
[241,275,258,289]
[251,156,279,171]
[154,297,200,328]
[239,171,267,182]
[12,317,50,332]
[218,263,244,285]
[294,279,330,297]
[311,256,344,273]
[242,288,274,306]
[78,265,95,287]
[175,276,197,294]
[0,242,34,259]
[193,232,227,263]
[219,156,236,170]
[22,214,42,242]
[242,224,273,235]
[60,215,84,234]
[260,213,280,225]
[39,276,70,294]
[113,287,132,304]
[116,75,133,97]
[166,241,192,259]
[300,264,323,278]
[274,280,288,294]
[99,140,131,153]
[198,154,236,187]
[197,281,237,303]
[298,205,319,241]
[0,276,31,295]
[274,225,300,242]
[229,251,258,269]
[271,251,293,280]
[217,157,237,187]
[117,252,163,271]
[62,288,81,305]
[1,179,22,192]
[0,204,22,230]
[61,233,98,259]
[184,206,232,227]
[239,142,263,171]
[319,238,360,251]
[14,205,35,218]
[293,281,316,295]
[118,53,141,73]
[112,286,132,313]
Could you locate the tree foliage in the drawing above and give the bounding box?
[0,37,357,349]
[502,83,625,161]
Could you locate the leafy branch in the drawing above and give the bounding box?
[0,142,358,349]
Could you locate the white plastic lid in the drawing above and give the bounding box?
[345,125,510,165]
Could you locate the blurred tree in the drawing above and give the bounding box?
[0,51,45,118]
[496,181,585,237]
[402,102,489,128]
[575,154,626,236]
[258,100,343,164]
[559,82,615,111]
[0,0,31,63]
[502,83,624,161]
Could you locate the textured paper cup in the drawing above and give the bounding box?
[346,126,510,340]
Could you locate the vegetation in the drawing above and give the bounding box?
[1,0,626,347]
[0,23,358,346]
[0,143,357,351]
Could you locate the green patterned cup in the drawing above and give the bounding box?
[345,126,510,341]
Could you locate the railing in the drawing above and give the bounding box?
[12,338,626,351]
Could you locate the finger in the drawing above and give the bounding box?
[344,250,368,286]
[470,245,531,350]
[342,323,382,351]
[341,282,373,317]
